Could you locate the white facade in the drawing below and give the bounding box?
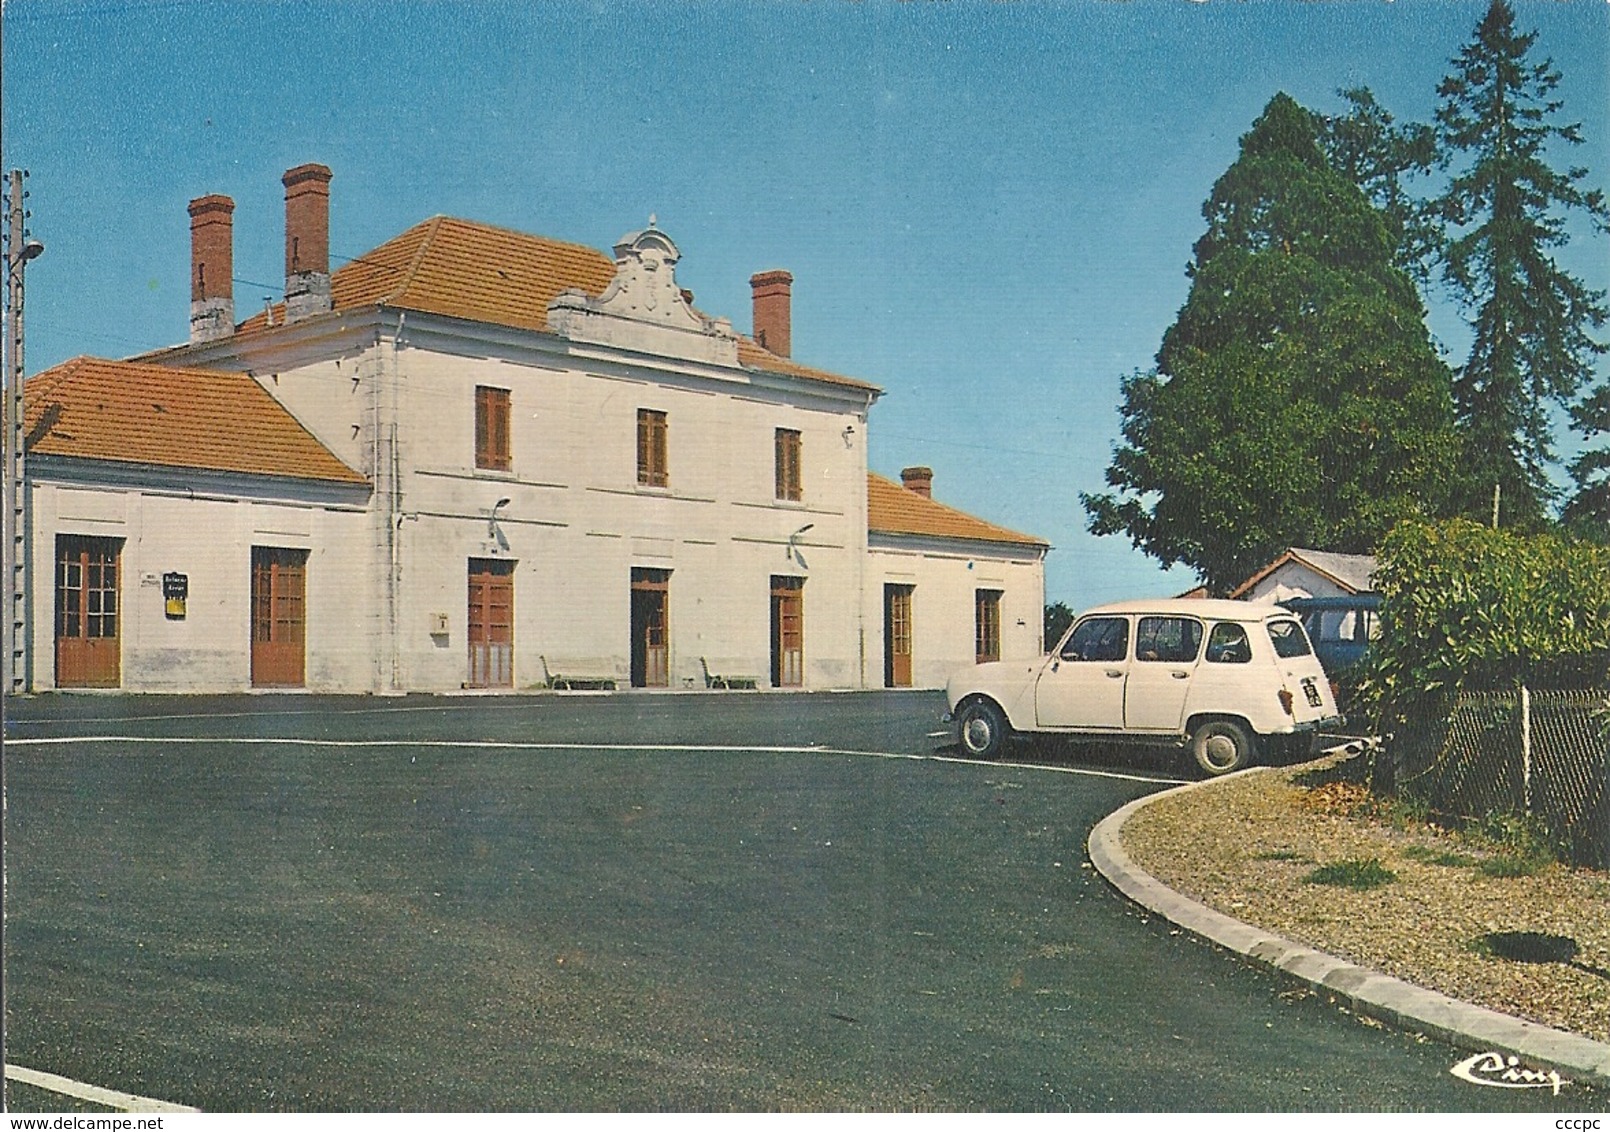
[26,462,371,692]
[1233,548,1378,603]
[866,533,1047,689]
[23,214,1045,695]
[140,230,878,693]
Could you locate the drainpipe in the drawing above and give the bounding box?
[853,395,873,689]
[386,311,406,693]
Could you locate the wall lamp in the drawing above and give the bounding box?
[488,498,512,550]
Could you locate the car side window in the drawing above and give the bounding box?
[1205,622,1252,664]
[1135,616,1203,663]
[1267,618,1314,658]
[1060,617,1129,662]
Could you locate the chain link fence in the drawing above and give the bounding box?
[1380,689,1610,870]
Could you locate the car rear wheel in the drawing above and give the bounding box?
[1190,718,1255,776]
[956,698,1010,760]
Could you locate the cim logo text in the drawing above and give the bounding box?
[1449,1050,1568,1095]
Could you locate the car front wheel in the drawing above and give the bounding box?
[1190,718,1255,776]
[956,698,1010,760]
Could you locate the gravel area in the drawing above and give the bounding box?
[1120,750,1610,1044]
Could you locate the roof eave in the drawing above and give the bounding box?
[30,452,372,497]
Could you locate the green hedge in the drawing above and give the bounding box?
[1365,519,1610,711]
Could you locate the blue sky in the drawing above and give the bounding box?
[4,0,1607,610]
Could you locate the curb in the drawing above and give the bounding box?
[1087,758,1610,1091]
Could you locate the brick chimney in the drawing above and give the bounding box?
[282,163,333,321]
[188,194,235,344]
[750,269,793,358]
[901,466,933,498]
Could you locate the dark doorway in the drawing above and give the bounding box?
[770,575,804,688]
[631,568,671,687]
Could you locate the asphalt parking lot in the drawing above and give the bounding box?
[2,692,1591,1111]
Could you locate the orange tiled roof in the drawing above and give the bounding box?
[235,216,876,392]
[867,472,1047,548]
[24,356,367,485]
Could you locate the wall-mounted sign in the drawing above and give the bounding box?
[163,572,188,619]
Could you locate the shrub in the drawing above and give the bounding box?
[1467,810,1559,873]
[1361,520,1610,716]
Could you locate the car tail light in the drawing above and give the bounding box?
[1278,688,1295,715]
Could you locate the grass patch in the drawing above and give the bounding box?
[1255,849,1307,862]
[1401,845,1479,868]
[1477,854,1549,878]
[1303,858,1397,890]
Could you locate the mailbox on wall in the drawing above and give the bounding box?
[163,572,188,619]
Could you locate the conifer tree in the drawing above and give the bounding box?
[1565,384,1610,539]
[1430,0,1609,527]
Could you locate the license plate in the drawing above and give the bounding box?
[1303,679,1323,708]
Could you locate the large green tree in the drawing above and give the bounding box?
[1082,94,1469,594]
[1430,0,1609,528]
[1319,87,1439,282]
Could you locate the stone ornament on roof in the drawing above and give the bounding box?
[548,224,738,366]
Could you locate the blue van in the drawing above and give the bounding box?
[1278,593,1381,676]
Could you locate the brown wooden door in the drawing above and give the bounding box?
[770,576,804,688]
[884,584,913,688]
[55,535,122,688]
[975,589,1003,664]
[631,568,670,687]
[468,558,515,688]
[252,547,308,687]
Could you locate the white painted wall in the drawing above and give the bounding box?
[1240,562,1354,603]
[28,478,372,692]
[383,341,872,691]
[865,535,1046,689]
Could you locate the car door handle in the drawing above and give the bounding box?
[1105,669,1124,678]
[1171,671,1190,680]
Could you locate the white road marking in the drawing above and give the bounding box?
[5,735,1187,784]
[4,1063,199,1113]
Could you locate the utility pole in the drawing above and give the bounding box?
[6,169,44,696]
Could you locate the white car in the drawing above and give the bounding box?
[945,598,1341,774]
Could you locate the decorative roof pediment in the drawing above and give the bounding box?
[548,223,739,366]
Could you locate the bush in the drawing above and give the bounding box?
[1361,520,1610,716]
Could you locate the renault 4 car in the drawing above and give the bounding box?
[945,598,1341,774]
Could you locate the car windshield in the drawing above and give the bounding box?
[1266,618,1313,659]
